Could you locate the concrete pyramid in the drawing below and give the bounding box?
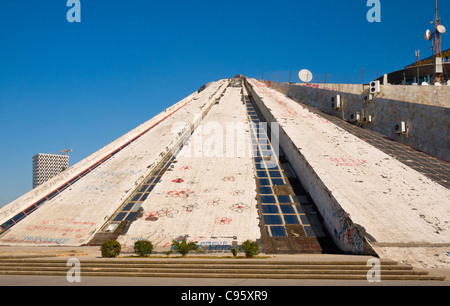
[1,76,449,268]
[0,77,329,254]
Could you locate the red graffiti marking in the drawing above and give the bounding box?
[207,199,223,206]
[232,190,244,196]
[143,212,159,221]
[230,203,249,213]
[216,217,232,225]
[156,208,179,218]
[167,188,195,198]
[172,178,184,183]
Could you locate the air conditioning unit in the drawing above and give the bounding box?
[349,112,361,122]
[362,115,372,124]
[394,121,407,134]
[364,94,374,103]
[370,81,381,94]
[331,95,341,109]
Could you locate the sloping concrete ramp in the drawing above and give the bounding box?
[0,80,229,246]
[245,78,450,268]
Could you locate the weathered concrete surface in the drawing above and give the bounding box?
[117,85,261,253]
[0,91,197,225]
[265,81,450,162]
[0,80,229,246]
[246,78,450,268]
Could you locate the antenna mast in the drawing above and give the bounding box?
[433,0,442,58]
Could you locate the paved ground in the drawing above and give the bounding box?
[0,274,448,286]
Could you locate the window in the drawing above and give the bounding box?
[258,178,270,186]
[277,195,292,204]
[260,195,276,204]
[264,215,283,225]
[271,179,285,186]
[262,205,279,214]
[123,202,135,211]
[280,205,295,214]
[259,187,273,195]
[113,212,127,222]
[132,193,143,201]
[283,215,300,225]
[270,226,287,237]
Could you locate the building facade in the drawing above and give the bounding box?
[32,154,69,188]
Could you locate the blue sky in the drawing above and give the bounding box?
[0,0,448,207]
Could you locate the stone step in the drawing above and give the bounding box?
[0,258,444,281]
[0,266,427,275]
[0,270,444,281]
[0,258,401,265]
[0,262,415,271]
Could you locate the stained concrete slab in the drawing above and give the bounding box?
[246,78,450,268]
[0,80,229,247]
[117,85,261,252]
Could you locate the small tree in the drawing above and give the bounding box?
[134,240,154,257]
[241,240,259,258]
[168,238,200,258]
[101,240,121,258]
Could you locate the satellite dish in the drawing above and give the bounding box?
[437,25,446,34]
[425,29,433,41]
[298,69,313,83]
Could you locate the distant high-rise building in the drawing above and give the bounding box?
[32,153,69,188]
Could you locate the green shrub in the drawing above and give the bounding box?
[101,240,121,258]
[168,238,200,258]
[230,247,238,257]
[241,240,259,258]
[134,240,154,257]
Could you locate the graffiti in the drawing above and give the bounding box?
[40,219,95,226]
[1,235,69,245]
[141,208,179,220]
[26,225,83,233]
[338,226,363,253]
[331,207,345,218]
[330,157,368,167]
[156,208,179,218]
[232,190,245,196]
[222,176,236,182]
[172,178,185,183]
[303,83,334,91]
[216,217,232,225]
[207,199,224,206]
[21,219,95,239]
[167,188,195,198]
[180,165,192,171]
[182,204,198,213]
[252,79,330,124]
[82,181,117,193]
[230,203,249,213]
[95,170,143,179]
[280,113,296,119]
[143,212,159,222]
